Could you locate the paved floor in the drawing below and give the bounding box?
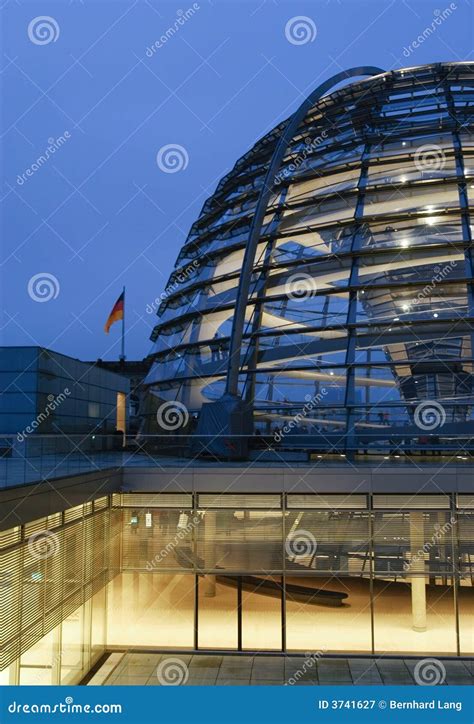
[90,653,473,686]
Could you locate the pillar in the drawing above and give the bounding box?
[203,511,217,597]
[409,511,427,632]
[203,575,216,597]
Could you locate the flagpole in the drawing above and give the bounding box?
[120,286,126,362]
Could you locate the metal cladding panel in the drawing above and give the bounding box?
[372,494,451,509]
[118,493,193,508]
[198,494,281,509]
[286,494,367,509]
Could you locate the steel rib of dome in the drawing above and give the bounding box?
[145,61,474,455]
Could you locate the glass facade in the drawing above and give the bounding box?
[0,496,119,684]
[143,62,474,457]
[110,491,473,657]
[2,490,472,685]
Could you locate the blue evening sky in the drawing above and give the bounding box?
[1,0,472,360]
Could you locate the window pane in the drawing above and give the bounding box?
[241,576,282,651]
[197,510,283,572]
[19,628,57,685]
[373,577,457,654]
[198,577,238,649]
[91,588,106,665]
[286,576,371,653]
[61,603,86,685]
[107,572,194,648]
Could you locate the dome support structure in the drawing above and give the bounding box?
[193,66,385,459]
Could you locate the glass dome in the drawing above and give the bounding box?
[144,62,474,457]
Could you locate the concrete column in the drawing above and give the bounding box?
[203,575,216,597]
[437,512,448,585]
[204,511,217,597]
[409,511,427,632]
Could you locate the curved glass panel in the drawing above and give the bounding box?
[144,62,474,457]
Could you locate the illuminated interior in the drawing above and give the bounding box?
[1,491,472,685]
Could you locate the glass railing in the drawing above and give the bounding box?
[0,427,472,489]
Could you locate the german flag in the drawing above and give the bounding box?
[104,291,124,334]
